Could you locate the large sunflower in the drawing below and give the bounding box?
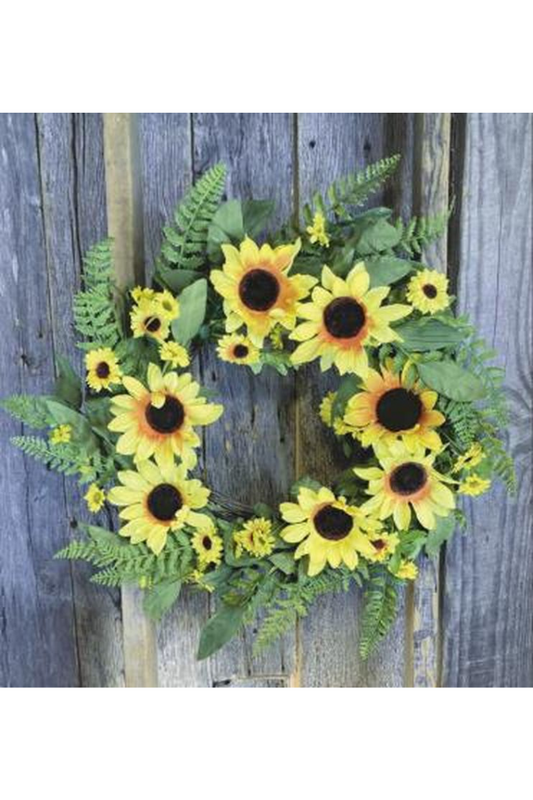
[279,486,379,576]
[354,442,455,531]
[344,364,445,451]
[108,455,211,555]
[290,263,411,376]
[210,236,315,346]
[108,364,223,469]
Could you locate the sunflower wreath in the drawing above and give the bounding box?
[2,158,515,660]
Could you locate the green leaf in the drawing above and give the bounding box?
[365,256,418,288]
[394,318,466,352]
[290,475,322,498]
[197,602,247,660]
[356,219,402,255]
[54,355,82,409]
[269,551,297,575]
[211,200,244,240]
[143,580,182,621]
[242,200,275,237]
[156,266,199,293]
[44,399,99,453]
[332,374,361,418]
[425,516,456,557]
[417,361,486,401]
[171,279,208,345]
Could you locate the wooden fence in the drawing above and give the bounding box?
[0,113,531,687]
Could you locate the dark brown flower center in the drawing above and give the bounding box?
[314,504,353,541]
[202,536,212,550]
[145,316,161,332]
[145,396,185,434]
[390,462,427,496]
[233,344,249,359]
[422,283,438,299]
[96,361,110,378]
[324,297,365,339]
[372,538,386,551]
[147,483,182,521]
[239,268,280,311]
[376,388,422,432]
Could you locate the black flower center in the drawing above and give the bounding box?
[147,483,182,521]
[96,361,110,378]
[145,316,161,332]
[324,297,365,339]
[233,344,249,359]
[314,504,353,541]
[422,283,438,299]
[239,268,280,311]
[202,536,212,550]
[376,388,422,432]
[145,396,185,434]
[372,538,386,551]
[390,462,427,496]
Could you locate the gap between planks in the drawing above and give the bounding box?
[103,113,158,687]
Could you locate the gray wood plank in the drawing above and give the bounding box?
[36,113,125,687]
[442,113,533,687]
[296,113,416,686]
[192,113,297,685]
[138,112,214,687]
[0,113,80,686]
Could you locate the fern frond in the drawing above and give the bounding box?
[11,435,108,483]
[156,163,226,273]
[305,155,401,221]
[0,395,53,429]
[359,570,398,660]
[395,208,451,256]
[73,238,122,350]
[440,399,481,447]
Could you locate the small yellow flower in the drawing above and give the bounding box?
[84,483,106,513]
[269,325,284,350]
[306,212,330,248]
[49,424,72,445]
[131,286,156,304]
[234,518,275,558]
[319,392,352,435]
[191,523,224,567]
[130,297,170,341]
[458,474,491,496]
[159,341,190,369]
[452,443,484,473]
[85,347,122,392]
[393,560,418,580]
[406,269,450,314]
[155,290,180,321]
[216,334,260,366]
[366,530,400,563]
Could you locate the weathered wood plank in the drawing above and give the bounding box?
[442,113,533,687]
[103,113,158,687]
[411,113,451,688]
[138,113,213,687]
[36,112,125,687]
[192,113,297,685]
[0,114,79,686]
[296,113,416,686]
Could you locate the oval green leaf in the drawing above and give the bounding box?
[394,318,465,351]
[172,279,208,345]
[417,361,485,401]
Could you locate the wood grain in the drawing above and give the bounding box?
[442,113,533,687]
[36,113,125,687]
[103,113,158,688]
[295,114,416,686]
[0,114,79,686]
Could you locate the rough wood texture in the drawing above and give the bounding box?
[103,114,158,687]
[442,113,533,686]
[410,114,451,687]
[295,114,417,686]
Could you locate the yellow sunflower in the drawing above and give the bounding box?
[344,364,445,452]
[131,286,156,303]
[130,297,170,341]
[85,347,122,392]
[216,334,260,366]
[108,364,223,469]
[154,289,180,321]
[108,455,211,555]
[354,442,455,531]
[393,560,418,580]
[191,522,224,567]
[318,391,352,435]
[280,486,379,576]
[49,424,72,444]
[306,212,330,247]
[234,517,275,558]
[159,341,190,369]
[365,530,400,563]
[210,236,315,346]
[452,443,484,473]
[290,263,411,377]
[458,474,491,496]
[406,269,450,314]
[84,483,106,513]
